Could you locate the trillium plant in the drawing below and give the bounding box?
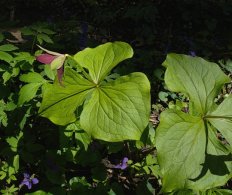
[156,54,232,193]
[38,42,151,142]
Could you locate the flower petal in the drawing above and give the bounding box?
[27,181,32,189]
[122,157,128,164]
[23,173,30,179]
[37,45,62,56]
[32,178,39,184]
[57,66,64,84]
[36,54,57,64]
[114,157,129,170]
[21,180,31,189]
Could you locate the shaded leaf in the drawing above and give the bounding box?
[37,33,53,44]
[0,44,18,51]
[188,125,232,190]
[0,51,13,63]
[207,95,232,147]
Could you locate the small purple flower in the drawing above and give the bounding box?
[114,157,128,170]
[20,173,39,190]
[189,51,196,57]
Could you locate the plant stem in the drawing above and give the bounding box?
[204,115,232,119]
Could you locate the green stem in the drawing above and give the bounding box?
[204,115,232,119]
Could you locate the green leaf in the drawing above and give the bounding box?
[13,155,19,172]
[42,28,55,34]
[158,91,168,102]
[25,190,52,195]
[156,54,232,192]
[75,130,91,150]
[80,72,150,141]
[0,44,18,51]
[39,67,95,125]
[6,137,18,152]
[163,54,229,115]
[74,41,133,84]
[207,95,232,147]
[18,83,42,105]
[39,42,150,141]
[37,33,53,44]
[219,59,232,73]
[21,27,35,35]
[156,110,206,191]
[2,71,12,84]
[0,51,13,63]
[0,171,6,180]
[14,52,35,64]
[20,72,45,83]
[44,65,55,80]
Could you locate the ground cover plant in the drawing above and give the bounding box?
[0,23,231,194]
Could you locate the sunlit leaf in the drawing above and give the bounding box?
[74,41,133,84]
[156,54,232,192]
[163,54,229,115]
[156,110,205,191]
[18,83,42,105]
[39,42,150,141]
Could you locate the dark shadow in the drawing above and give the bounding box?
[191,153,231,181]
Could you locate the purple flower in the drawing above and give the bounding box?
[189,51,196,57]
[20,173,39,190]
[114,157,128,170]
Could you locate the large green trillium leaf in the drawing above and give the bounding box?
[163,54,229,115]
[156,54,231,192]
[207,95,232,148]
[74,42,133,84]
[80,72,150,141]
[156,110,206,191]
[39,42,150,141]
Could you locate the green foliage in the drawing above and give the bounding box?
[0,18,231,193]
[156,54,232,192]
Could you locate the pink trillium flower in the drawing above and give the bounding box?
[36,45,67,84]
[36,53,57,64]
